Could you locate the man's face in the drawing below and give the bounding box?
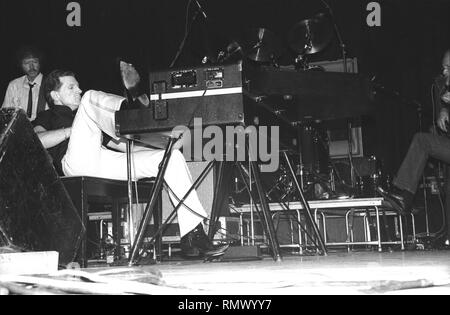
[51,76,82,111]
[21,57,40,81]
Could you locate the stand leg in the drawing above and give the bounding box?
[236,163,258,245]
[283,152,327,255]
[208,161,227,239]
[126,140,135,245]
[347,121,356,188]
[153,197,163,261]
[236,161,282,262]
[422,175,430,236]
[128,137,177,266]
[375,206,382,252]
[249,161,282,261]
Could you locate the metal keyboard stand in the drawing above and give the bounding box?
[128,157,283,263]
[128,136,178,266]
[282,151,327,255]
[127,134,283,263]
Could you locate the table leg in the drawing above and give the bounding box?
[375,206,382,252]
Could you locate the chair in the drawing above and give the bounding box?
[60,176,160,267]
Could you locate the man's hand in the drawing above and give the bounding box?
[442,91,450,105]
[64,127,72,139]
[438,108,449,132]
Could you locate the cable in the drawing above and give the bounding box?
[143,182,249,244]
[163,182,209,221]
[432,83,438,133]
[186,86,208,129]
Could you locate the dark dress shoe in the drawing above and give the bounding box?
[443,239,450,249]
[119,97,150,111]
[376,186,409,215]
[119,61,140,97]
[432,238,450,250]
[119,60,150,108]
[180,224,229,258]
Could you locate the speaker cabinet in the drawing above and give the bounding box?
[0,109,84,264]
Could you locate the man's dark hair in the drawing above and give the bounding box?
[43,70,76,107]
[16,45,44,65]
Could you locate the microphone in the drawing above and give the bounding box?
[435,73,449,88]
[243,90,267,103]
[194,0,207,19]
[443,63,450,87]
[252,40,263,49]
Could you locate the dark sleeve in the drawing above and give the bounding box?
[102,132,112,147]
[433,78,447,119]
[32,111,52,130]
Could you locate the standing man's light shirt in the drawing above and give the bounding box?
[2,73,44,120]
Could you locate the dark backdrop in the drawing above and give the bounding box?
[0,0,449,175]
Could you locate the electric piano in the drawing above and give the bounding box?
[115,62,375,148]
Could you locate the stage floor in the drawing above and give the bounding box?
[86,249,450,295]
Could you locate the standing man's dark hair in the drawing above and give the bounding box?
[16,45,44,68]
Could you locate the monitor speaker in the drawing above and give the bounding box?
[0,108,84,265]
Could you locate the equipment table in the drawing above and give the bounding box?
[236,198,410,253]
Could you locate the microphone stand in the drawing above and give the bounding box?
[194,0,207,19]
[320,0,348,73]
[169,0,205,68]
[417,102,431,237]
[320,0,355,188]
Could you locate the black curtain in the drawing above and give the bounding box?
[1,0,449,176]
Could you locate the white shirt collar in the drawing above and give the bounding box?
[22,73,43,87]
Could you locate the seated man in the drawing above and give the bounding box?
[33,68,228,259]
[378,49,450,243]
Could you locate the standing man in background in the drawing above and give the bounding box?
[2,46,47,120]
